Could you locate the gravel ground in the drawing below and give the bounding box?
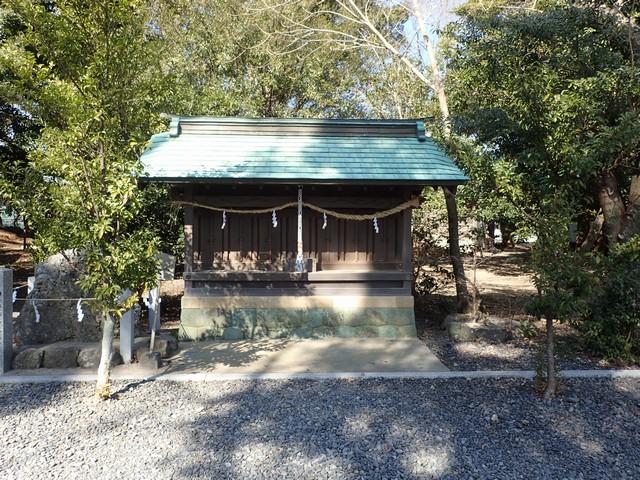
[1,377,640,479]
[420,323,605,372]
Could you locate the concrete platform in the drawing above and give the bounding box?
[162,338,448,375]
[1,338,448,380]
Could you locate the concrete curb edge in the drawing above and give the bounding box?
[1,369,639,384]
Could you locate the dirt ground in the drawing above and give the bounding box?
[0,228,33,287]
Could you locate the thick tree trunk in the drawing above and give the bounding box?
[577,211,604,253]
[596,171,625,246]
[443,185,470,312]
[619,174,640,242]
[543,315,557,400]
[95,312,116,400]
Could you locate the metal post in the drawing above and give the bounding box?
[1,268,13,373]
[296,186,304,272]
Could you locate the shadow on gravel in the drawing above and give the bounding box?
[0,382,70,414]
[155,377,640,479]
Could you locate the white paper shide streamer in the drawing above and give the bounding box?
[272,209,278,227]
[373,217,379,234]
[12,290,17,304]
[221,211,227,230]
[322,212,328,230]
[33,303,40,323]
[76,299,84,322]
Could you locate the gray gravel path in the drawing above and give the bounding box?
[1,377,639,479]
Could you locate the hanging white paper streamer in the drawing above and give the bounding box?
[76,299,84,322]
[12,290,17,304]
[272,209,278,227]
[144,288,161,307]
[33,303,40,323]
[142,294,150,309]
[373,217,379,234]
[221,211,227,230]
[296,187,304,272]
[322,212,327,230]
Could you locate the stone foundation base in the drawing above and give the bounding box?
[180,296,417,340]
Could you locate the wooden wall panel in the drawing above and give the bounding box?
[193,206,406,272]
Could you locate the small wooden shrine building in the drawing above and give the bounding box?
[141,117,467,340]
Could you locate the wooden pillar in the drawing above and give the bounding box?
[184,186,194,275]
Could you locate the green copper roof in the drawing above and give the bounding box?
[141,117,468,185]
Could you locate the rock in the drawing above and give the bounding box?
[441,313,474,329]
[77,346,122,369]
[42,345,79,368]
[77,347,101,368]
[446,322,477,341]
[13,251,102,345]
[153,334,180,358]
[12,348,44,369]
[139,351,162,370]
[474,325,511,343]
[445,314,513,343]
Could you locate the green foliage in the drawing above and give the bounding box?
[445,0,640,363]
[412,187,453,295]
[136,184,184,261]
[582,235,640,361]
[4,0,171,316]
[525,207,593,323]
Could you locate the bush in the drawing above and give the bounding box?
[582,236,640,361]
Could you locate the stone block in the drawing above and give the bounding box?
[78,347,122,368]
[291,326,313,339]
[311,326,335,338]
[474,325,511,343]
[354,325,378,338]
[397,325,418,337]
[267,329,289,339]
[377,325,400,338]
[178,325,199,341]
[139,351,161,370]
[153,334,180,358]
[364,309,389,327]
[306,310,325,328]
[250,324,269,339]
[335,326,356,338]
[256,309,285,330]
[42,345,79,368]
[386,309,416,326]
[77,347,101,368]
[12,348,44,369]
[222,326,244,340]
[231,308,255,328]
[180,309,208,328]
[321,310,345,327]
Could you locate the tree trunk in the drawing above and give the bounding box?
[443,185,470,312]
[619,173,640,242]
[596,171,625,247]
[95,312,116,400]
[543,315,557,400]
[577,211,604,253]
